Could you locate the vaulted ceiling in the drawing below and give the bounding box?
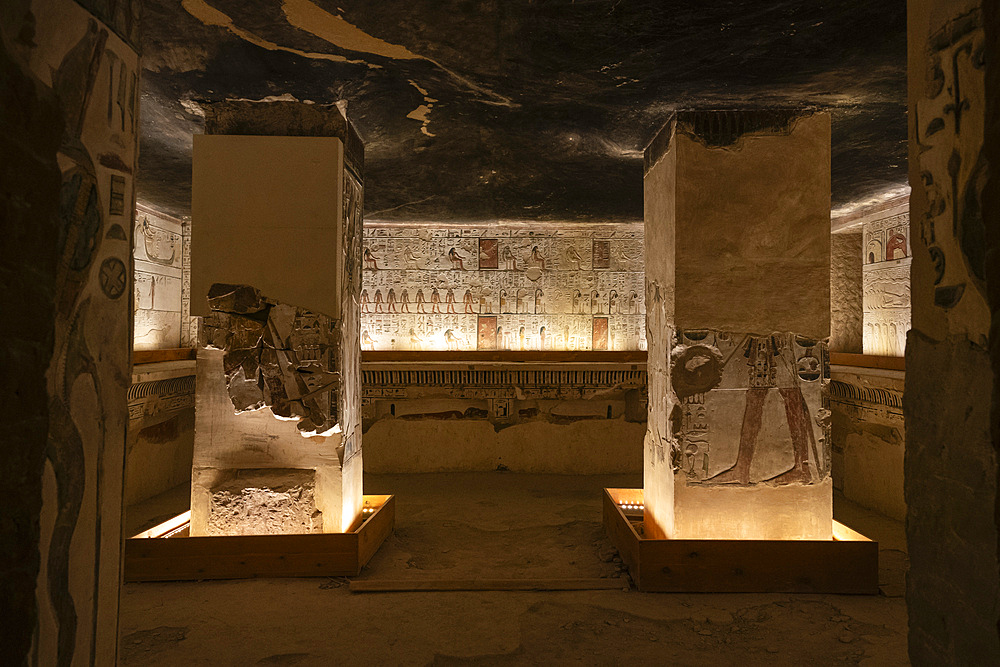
[138,0,907,223]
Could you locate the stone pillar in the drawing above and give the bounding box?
[190,102,364,535]
[643,109,832,540]
[1,1,140,663]
[906,0,1000,662]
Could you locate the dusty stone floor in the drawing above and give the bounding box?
[119,473,908,665]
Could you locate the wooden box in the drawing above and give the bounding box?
[125,495,394,582]
[603,489,878,594]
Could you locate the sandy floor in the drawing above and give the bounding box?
[119,472,908,665]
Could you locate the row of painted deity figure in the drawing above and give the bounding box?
[361,322,615,352]
[360,287,641,315]
[363,244,551,271]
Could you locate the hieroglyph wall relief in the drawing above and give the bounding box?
[862,211,911,356]
[913,5,990,335]
[134,205,186,349]
[361,223,646,351]
[672,330,830,487]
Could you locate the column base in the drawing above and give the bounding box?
[124,495,394,581]
[603,489,878,594]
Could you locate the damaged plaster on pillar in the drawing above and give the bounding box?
[190,101,364,535]
[200,284,342,437]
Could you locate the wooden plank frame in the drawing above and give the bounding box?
[125,495,394,582]
[603,489,878,594]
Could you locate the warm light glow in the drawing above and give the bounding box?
[832,520,871,542]
[298,422,342,438]
[131,511,191,539]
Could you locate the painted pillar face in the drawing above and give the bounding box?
[189,107,364,535]
[643,110,833,540]
[3,0,141,663]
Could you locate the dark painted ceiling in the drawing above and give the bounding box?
[139,0,907,223]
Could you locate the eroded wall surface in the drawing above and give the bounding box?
[829,367,905,520]
[906,0,1000,662]
[1,1,139,662]
[863,210,911,356]
[361,222,646,351]
[361,362,646,473]
[830,232,863,353]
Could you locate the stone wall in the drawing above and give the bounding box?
[829,366,905,520]
[830,231,863,353]
[128,203,196,509]
[906,0,1000,663]
[133,204,187,349]
[362,361,646,473]
[361,222,646,351]
[1,0,140,662]
[863,209,911,356]
[126,364,196,507]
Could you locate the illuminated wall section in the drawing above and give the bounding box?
[644,109,833,540]
[361,222,646,351]
[190,103,364,535]
[862,209,911,356]
[133,204,192,350]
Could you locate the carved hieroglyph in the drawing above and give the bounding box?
[134,205,186,349]
[862,211,911,356]
[672,330,829,486]
[361,222,646,351]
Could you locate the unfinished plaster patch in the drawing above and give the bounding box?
[207,469,322,535]
[282,0,420,60]
[181,0,373,67]
[280,0,514,107]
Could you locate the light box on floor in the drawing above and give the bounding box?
[603,489,878,594]
[124,495,394,582]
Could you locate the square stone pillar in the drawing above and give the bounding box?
[190,102,364,535]
[644,109,832,539]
